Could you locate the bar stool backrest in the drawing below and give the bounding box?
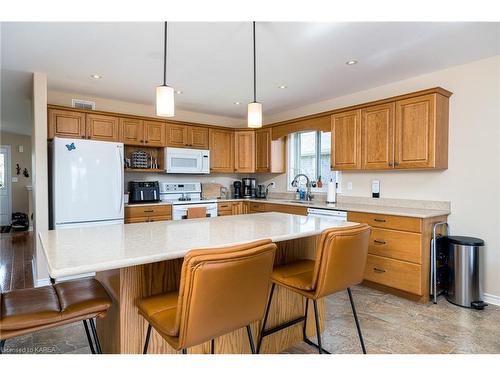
[312,224,371,299]
[174,239,276,349]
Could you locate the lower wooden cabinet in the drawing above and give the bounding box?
[231,201,249,215]
[125,204,172,223]
[249,202,307,216]
[217,202,233,216]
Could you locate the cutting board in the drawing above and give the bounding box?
[201,183,222,199]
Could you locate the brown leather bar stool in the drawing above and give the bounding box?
[0,278,112,354]
[138,239,276,354]
[257,224,371,354]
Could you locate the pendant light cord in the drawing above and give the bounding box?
[163,21,167,87]
[253,21,256,103]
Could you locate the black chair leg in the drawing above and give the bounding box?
[302,298,309,340]
[89,318,103,354]
[303,299,330,354]
[83,320,96,354]
[256,283,275,353]
[347,288,366,354]
[182,348,187,354]
[312,300,323,354]
[210,339,215,354]
[0,339,5,354]
[246,325,256,354]
[143,324,152,354]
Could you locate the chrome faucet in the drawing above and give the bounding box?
[291,174,313,201]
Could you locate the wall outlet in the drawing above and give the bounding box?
[12,177,18,183]
[372,180,380,198]
[18,145,24,153]
[347,182,353,191]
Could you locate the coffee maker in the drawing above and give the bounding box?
[242,178,256,198]
[233,181,242,198]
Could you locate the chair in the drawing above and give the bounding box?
[0,278,112,354]
[257,224,371,354]
[138,239,276,354]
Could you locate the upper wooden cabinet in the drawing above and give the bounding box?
[166,123,209,149]
[85,114,120,142]
[121,118,144,145]
[48,108,86,139]
[361,103,395,170]
[331,110,362,170]
[144,120,166,147]
[209,128,234,173]
[255,128,285,173]
[234,130,255,173]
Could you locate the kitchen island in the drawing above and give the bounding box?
[39,212,360,354]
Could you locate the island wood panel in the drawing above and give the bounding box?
[96,235,324,354]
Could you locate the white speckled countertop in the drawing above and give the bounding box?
[39,212,359,278]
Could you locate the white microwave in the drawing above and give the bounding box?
[165,147,210,174]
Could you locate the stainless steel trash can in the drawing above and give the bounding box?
[446,236,487,309]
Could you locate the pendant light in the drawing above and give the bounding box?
[248,21,262,128]
[156,21,175,117]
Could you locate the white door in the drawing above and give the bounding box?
[53,138,124,225]
[0,145,12,225]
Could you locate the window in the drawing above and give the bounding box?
[287,131,335,191]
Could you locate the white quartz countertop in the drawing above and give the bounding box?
[39,212,359,278]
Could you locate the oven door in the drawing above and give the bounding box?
[165,147,210,174]
[172,203,218,220]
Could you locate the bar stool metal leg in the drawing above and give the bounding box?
[83,320,96,354]
[347,288,366,354]
[211,339,215,354]
[313,300,323,354]
[256,283,275,353]
[0,339,6,354]
[89,318,103,354]
[302,298,309,341]
[246,325,256,354]
[182,348,187,354]
[143,324,152,354]
[302,299,331,354]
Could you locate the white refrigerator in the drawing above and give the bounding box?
[51,137,124,229]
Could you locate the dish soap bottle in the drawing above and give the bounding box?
[295,189,300,200]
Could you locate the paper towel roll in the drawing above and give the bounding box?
[327,180,336,203]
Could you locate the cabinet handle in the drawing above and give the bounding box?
[144,210,154,213]
[374,240,386,245]
[373,218,386,223]
[145,140,148,143]
[373,267,386,273]
[388,162,393,167]
[394,162,399,167]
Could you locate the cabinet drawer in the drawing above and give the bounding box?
[250,203,266,212]
[364,254,422,295]
[266,203,308,216]
[369,228,422,264]
[348,211,421,233]
[217,202,233,211]
[125,205,172,219]
[218,210,232,216]
[125,215,171,224]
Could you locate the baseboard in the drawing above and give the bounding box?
[36,272,96,287]
[484,293,500,306]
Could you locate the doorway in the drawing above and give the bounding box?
[0,145,12,227]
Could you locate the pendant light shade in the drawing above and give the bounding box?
[156,85,175,117]
[248,21,262,128]
[156,21,175,117]
[247,102,262,128]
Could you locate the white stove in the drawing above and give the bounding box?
[160,182,218,220]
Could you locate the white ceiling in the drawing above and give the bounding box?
[1,22,499,134]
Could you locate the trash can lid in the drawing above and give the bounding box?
[447,236,485,246]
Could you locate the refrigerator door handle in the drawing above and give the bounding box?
[117,146,124,215]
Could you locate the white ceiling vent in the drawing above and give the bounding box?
[72,99,95,110]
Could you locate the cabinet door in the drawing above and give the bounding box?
[145,120,166,146]
[86,114,120,141]
[395,94,435,169]
[255,128,271,172]
[189,126,209,149]
[48,109,86,139]
[361,103,395,170]
[331,110,361,170]
[121,118,144,145]
[166,123,188,148]
[234,131,255,173]
[209,129,234,173]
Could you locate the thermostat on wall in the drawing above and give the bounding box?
[372,180,380,198]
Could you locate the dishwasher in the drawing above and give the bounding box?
[307,207,347,221]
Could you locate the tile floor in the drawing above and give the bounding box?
[3,285,500,354]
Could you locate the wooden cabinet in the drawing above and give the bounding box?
[121,118,144,145]
[209,128,234,173]
[144,120,166,146]
[255,128,285,173]
[361,103,395,169]
[166,123,209,149]
[249,202,307,216]
[217,202,233,216]
[86,114,120,142]
[331,110,361,170]
[125,204,172,224]
[234,130,255,173]
[232,201,249,215]
[395,93,448,169]
[48,109,86,139]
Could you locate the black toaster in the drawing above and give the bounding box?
[128,181,160,203]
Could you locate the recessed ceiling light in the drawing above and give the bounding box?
[234,101,241,105]
[175,90,183,94]
[278,85,287,89]
[346,60,358,65]
[90,74,102,79]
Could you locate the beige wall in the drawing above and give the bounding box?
[259,56,500,299]
[0,131,32,214]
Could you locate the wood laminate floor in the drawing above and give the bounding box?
[0,231,34,292]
